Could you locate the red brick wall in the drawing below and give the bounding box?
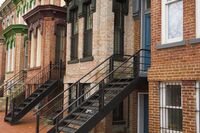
[0,43,6,80]
[149,0,198,132]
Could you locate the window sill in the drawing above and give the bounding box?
[28,66,41,71]
[156,40,186,50]
[112,120,126,125]
[6,71,14,74]
[80,56,94,62]
[188,38,200,45]
[68,59,79,64]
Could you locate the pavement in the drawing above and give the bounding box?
[0,112,48,133]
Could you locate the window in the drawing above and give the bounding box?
[6,43,15,72]
[70,9,79,61]
[114,2,124,55]
[196,82,200,133]
[162,0,183,43]
[30,29,41,68]
[197,0,200,38]
[113,101,124,124]
[83,3,93,58]
[160,82,183,132]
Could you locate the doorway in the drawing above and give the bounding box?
[138,93,149,133]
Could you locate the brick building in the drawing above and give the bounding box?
[148,0,200,132]
[0,0,199,133]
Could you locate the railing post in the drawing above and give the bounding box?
[59,60,62,79]
[109,56,114,81]
[55,118,59,133]
[11,98,15,118]
[77,82,82,106]
[49,61,52,79]
[99,80,105,111]
[5,97,8,116]
[36,112,40,133]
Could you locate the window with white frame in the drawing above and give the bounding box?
[196,0,200,38]
[162,0,183,44]
[7,43,15,72]
[30,29,41,68]
[160,82,183,133]
[196,82,200,133]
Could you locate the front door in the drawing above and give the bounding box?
[142,0,151,71]
[55,25,66,63]
[138,93,149,133]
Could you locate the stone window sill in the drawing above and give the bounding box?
[68,59,79,64]
[28,66,41,71]
[6,71,14,74]
[156,40,186,50]
[188,38,200,45]
[80,56,94,62]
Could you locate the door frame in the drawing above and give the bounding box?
[139,0,151,77]
[137,92,149,133]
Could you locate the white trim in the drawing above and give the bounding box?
[137,92,148,133]
[161,0,183,44]
[196,0,200,38]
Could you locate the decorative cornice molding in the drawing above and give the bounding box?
[2,24,28,39]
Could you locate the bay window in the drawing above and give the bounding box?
[196,0,200,38]
[162,0,183,44]
[160,82,183,133]
[7,43,15,72]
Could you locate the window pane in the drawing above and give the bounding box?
[168,108,182,131]
[166,85,181,107]
[168,1,183,39]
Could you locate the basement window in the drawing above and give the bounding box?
[196,0,200,38]
[162,0,183,44]
[196,82,200,133]
[160,82,183,133]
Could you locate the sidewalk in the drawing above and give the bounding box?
[0,112,47,133]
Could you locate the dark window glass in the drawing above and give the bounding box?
[113,101,124,123]
[83,4,93,58]
[71,10,78,60]
[168,108,182,131]
[166,85,181,107]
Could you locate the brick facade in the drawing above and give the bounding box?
[149,0,199,132]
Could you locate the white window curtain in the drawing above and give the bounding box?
[7,48,11,72]
[30,32,36,68]
[11,45,15,71]
[61,0,65,6]
[197,0,200,38]
[36,29,41,67]
[162,0,183,43]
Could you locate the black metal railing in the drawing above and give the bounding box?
[0,76,5,96]
[0,70,27,97]
[34,49,150,133]
[5,60,65,119]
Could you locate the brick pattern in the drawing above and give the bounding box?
[149,0,198,132]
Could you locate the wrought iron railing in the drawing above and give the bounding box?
[34,49,150,133]
[0,70,27,97]
[5,60,65,119]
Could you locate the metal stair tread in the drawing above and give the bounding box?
[73,112,93,118]
[81,106,98,110]
[58,126,76,133]
[108,82,130,85]
[64,119,85,126]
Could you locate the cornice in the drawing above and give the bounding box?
[23,5,67,26]
[2,24,28,39]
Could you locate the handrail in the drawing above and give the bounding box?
[53,49,150,120]
[53,55,134,120]
[36,55,113,113]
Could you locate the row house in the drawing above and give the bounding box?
[149,0,200,132]
[0,0,67,124]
